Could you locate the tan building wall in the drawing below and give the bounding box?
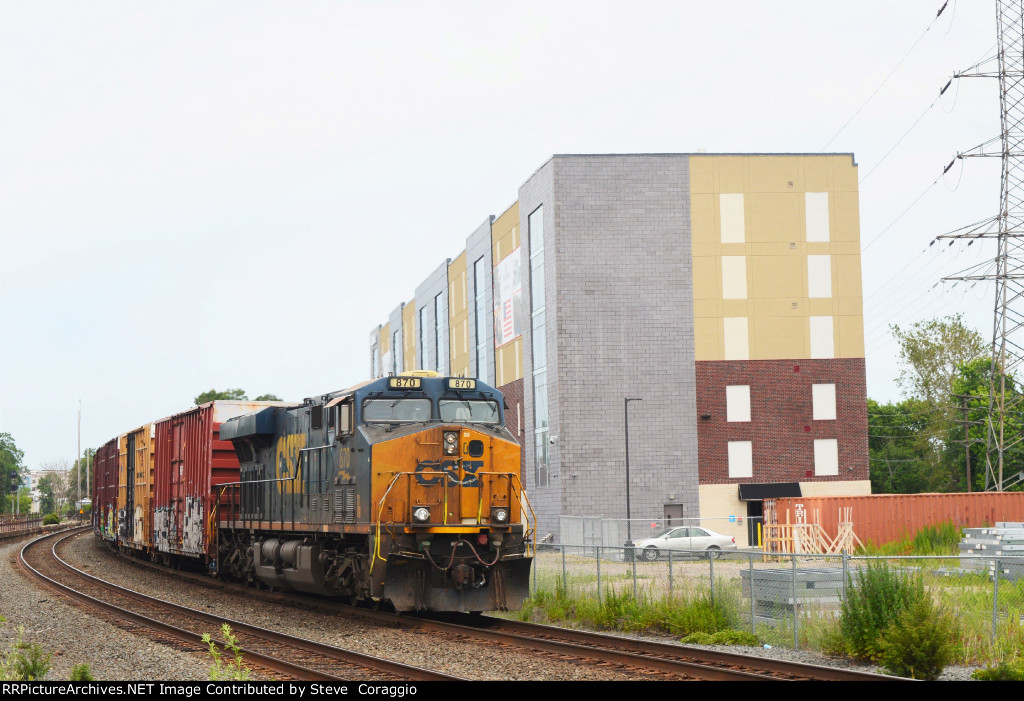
[492,202,523,387]
[379,323,390,374]
[402,299,416,371]
[698,479,872,544]
[690,155,863,362]
[448,252,470,377]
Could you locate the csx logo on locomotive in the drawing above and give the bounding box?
[414,459,484,486]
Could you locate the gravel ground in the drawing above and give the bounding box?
[36,532,648,681]
[0,532,212,681]
[4,531,985,681]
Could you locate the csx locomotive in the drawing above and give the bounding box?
[93,372,535,612]
[217,372,534,611]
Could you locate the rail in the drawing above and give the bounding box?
[371,470,535,572]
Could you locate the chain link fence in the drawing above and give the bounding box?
[557,515,759,551]
[527,543,1024,658]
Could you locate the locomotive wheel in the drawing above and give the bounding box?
[641,547,659,561]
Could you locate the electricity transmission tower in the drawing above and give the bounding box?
[941,0,1024,491]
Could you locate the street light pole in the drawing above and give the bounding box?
[624,397,643,556]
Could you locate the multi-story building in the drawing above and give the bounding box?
[369,153,870,543]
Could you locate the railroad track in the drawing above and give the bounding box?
[18,528,461,682]
[68,529,904,681]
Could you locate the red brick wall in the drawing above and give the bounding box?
[696,358,868,484]
[497,378,525,476]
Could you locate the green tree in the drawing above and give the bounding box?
[939,357,1024,492]
[868,399,933,494]
[891,314,986,406]
[194,389,248,405]
[0,434,26,513]
[253,394,282,401]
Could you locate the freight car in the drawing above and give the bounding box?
[92,373,534,613]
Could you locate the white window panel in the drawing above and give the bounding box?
[809,316,834,359]
[721,256,747,299]
[814,439,839,476]
[807,255,832,298]
[720,193,745,243]
[806,192,829,242]
[812,383,837,420]
[728,441,753,478]
[726,385,751,422]
[723,317,749,360]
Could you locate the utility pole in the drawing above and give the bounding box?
[941,0,1024,491]
[951,393,986,492]
[78,399,81,513]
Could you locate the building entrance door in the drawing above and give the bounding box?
[746,500,763,546]
[663,504,684,526]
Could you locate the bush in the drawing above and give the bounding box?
[69,664,95,681]
[972,661,1024,681]
[839,561,923,661]
[42,514,59,526]
[878,597,955,680]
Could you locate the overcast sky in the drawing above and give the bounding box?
[0,0,1001,470]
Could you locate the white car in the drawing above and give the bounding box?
[632,526,737,561]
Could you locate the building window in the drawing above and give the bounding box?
[806,192,830,242]
[434,292,448,375]
[392,330,400,375]
[812,383,837,421]
[719,193,745,243]
[419,306,428,371]
[809,316,834,359]
[721,256,747,299]
[814,438,839,476]
[807,255,832,298]
[728,441,753,478]
[726,385,751,422]
[474,256,488,381]
[529,205,548,488]
[723,317,749,360]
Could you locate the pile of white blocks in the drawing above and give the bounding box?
[960,522,1024,580]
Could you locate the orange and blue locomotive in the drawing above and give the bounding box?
[215,372,535,612]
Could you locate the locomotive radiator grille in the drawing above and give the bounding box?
[333,487,356,523]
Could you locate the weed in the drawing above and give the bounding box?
[878,597,955,680]
[839,561,924,661]
[972,660,1024,681]
[69,664,95,681]
[202,624,250,681]
[680,629,759,646]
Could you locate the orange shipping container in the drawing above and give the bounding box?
[771,492,1024,548]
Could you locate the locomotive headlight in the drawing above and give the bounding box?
[491,506,510,524]
[443,431,459,455]
[412,507,431,523]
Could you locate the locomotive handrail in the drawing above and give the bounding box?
[371,470,534,572]
[212,450,303,538]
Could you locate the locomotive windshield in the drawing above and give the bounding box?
[439,399,500,424]
[363,398,432,423]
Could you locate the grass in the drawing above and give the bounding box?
[859,521,962,556]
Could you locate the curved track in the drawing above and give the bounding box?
[18,528,462,682]
[60,529,904,681]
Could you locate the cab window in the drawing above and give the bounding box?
[438,399,499,424]
[363,398,432,423]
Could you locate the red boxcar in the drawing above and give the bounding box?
[92,437,119,541]
[153,401,286,566]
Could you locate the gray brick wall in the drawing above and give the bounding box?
[521,155,699,539]
[466,217,495,385]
